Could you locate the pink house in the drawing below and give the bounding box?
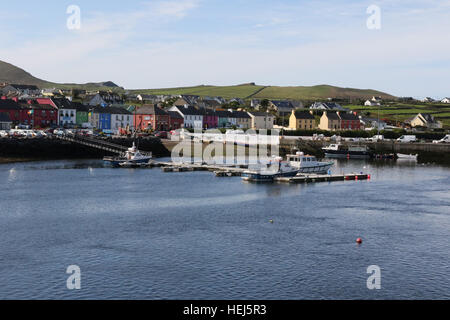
[202,109,218,129]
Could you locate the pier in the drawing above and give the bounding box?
[275,173,370,183]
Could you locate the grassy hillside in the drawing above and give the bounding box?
[345,103,450,128]
[253,85,395,100]
[0,60,122,91]
[131,84,395,100]
[130,84,266,99]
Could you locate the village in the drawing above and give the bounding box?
[0,83,448,138]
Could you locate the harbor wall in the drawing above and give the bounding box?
[0,137,170,162]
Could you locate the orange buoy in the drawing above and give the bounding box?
[356,238,363,244]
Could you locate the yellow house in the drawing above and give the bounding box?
[410,113,442,129]
[289,110,316,130]
[319,111,341,131]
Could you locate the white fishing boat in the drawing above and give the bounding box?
[242,156,299,182]
[396,153,418,161]
[104,142,152,167]
[287,152,334,174]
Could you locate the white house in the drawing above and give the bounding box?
[365,100,381,106]
[441,98,450,104]
[110,106,133,132]
[58,106,77,127]
[169,105,203,129]
[247,112,275,130]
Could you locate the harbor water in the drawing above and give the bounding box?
[0,159,449,299]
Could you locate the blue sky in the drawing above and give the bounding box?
[1,0,449,98]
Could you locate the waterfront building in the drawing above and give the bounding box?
[339,112,361,130]
[201,108,218,129]
[168,111,184,130]
[22,104,58,128]
[216,110,232,128]
[89,106,112,130]
[169,105,203,129]
[0,112,12,130]
[247,112,275,130]
[289,110,316,130]
[74,103,90,127]
[134,104,170,131]
[319,111,341,131]
[229,110,251,129]
[0,99,23,126]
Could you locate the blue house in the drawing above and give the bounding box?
[89,106,112,130]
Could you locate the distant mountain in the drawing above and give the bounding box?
[0,60,121,90]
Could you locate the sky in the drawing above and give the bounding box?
[0,0,449,98]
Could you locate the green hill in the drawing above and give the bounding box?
[0,60,122,91]
[131,83,395,101]
[1,60,396,100]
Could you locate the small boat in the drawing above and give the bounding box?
[242,156,299,182]
[396,153,418,161]
[286,152,334,174]
[104,142,152,167]
[323,144,371,159]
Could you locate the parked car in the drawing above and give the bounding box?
[53,129,65,136]
[433,134,450,144]
[368,135,385,142]
[397,135,417,143]
[0,130,9,138]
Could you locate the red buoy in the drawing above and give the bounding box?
[356,238,363,244]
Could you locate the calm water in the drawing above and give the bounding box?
[0,158,449,300]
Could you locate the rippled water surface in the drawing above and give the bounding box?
[0,159,449,299]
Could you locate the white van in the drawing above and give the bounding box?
[397,135,417,143]
[433,134,450,144]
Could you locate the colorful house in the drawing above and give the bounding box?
[339,112,361,130]
[216,110,231,128]
[89,106,112,130]
[134,105,170,131]
[168,111,184,130]
[289,110,316,130]
[319,112,341,131]
[169,105,203,129]
[201,108,218,129]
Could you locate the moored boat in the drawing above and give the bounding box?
[396,153,418,161]
[242,156,299,182]
[286,152,334,174]
[323,143,371,159]
[104,142,152,167]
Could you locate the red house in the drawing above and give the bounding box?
[25,104,58,128]
[339,112,361,130]
[168,111,184,130]
[134,105,170,131]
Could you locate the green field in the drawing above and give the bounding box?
[130,84,394,101]
[345,103,450,128]
[130,84,265,99]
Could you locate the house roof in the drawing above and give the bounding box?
[91,106,131,115]
[339,113,359,120]
[418,113,436,123]
[324,112,340,120]
[271,100,294,110]
[215,110,232,118]
[174,105,203,116]
[293,110,315,119]
[136,105,168,116]
[248,112,272,117]
[230,111,251,119]
[0,112,11,122]
[167,111,183,119]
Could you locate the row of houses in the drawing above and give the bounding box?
[136,105,275,131]
[288,110,361,131]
